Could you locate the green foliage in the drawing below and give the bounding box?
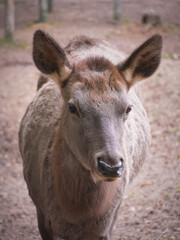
[131,191,135,197]
[15,3,23,8]
[0,3,5,8]
[123,17,131,24]
[167,24,180,35]
[169,126,179,133]
[161,24,180,36]
[0,2,23,8]
[0,38,28,50]
[163,53,173,60]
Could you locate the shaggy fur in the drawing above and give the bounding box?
[19,31,162,240]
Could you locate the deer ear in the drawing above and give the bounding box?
[118,34,162,89]
[33,30,71,86]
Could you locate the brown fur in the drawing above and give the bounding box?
[68,57,127,94]
[52,130,118,221]
[19,30,162,240]
[65,35,99,53]
[37,75,49,90]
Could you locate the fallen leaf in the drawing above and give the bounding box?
[139,183,152,188]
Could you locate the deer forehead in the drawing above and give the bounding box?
[65,59,128,112]
[69,78,129,115]
[67,56,126,94]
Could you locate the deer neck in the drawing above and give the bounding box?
[51,126,118,222]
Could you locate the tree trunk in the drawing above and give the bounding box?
[39,0,48,22]
[48,0,53,13]
[5,0,15,41]
[114,0,121,21]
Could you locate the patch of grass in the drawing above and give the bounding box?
[165,193,171,199]
[0,3,5,8]
[48,21,61,27]
[163,53,173,60]
[161,24,180,36]
[169,126,179,133]
[0,38,28,50]
[168,24,180,35]
[0,2,23,8]
[131,191,135,197]
[15,3,23,8]
[26,22,36,28]
[122,17,131,24]
[26,20,60,28]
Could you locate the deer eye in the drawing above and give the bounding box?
[126,105,133,114]
[67,103,78,114]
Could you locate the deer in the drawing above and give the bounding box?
[19,30,162,240]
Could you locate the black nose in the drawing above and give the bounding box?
[97,158,124,178]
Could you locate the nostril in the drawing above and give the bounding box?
[97,158,108,173]
[97,157,102,162]
[97,157,124,178]
[112,158,123,171]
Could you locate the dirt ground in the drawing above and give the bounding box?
[0,1,180,240]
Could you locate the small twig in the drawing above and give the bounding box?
[153,228,169,240]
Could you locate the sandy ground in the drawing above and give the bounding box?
[0,1,180,240]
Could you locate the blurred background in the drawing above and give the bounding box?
[0,1,180,240]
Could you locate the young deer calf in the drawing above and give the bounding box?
[19,30,162,240]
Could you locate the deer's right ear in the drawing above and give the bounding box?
[33,30,71,86]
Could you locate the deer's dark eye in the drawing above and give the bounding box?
[67,103,80,116]
[67,103,77,114]
[126,105,133,114]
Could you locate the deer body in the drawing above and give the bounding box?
[19,31,162,240]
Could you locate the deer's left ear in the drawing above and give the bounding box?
[117,34,162,89]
